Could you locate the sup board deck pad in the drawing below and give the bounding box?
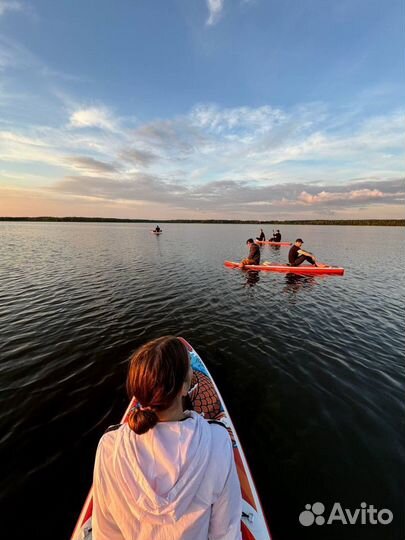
[71,338,271,540]
[224,260,344,276]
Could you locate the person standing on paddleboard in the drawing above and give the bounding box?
[288,238,318,266]
[240,238,260,268]
[256,228,265,241]
[92,336,242,540]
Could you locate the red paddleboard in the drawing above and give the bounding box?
[71,339,271,540]
[224,260,345,275]
[256,241,292,246]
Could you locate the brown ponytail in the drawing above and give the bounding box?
[126,336,189,435]
[127,407,159,435]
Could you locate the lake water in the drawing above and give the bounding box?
[0,222,404,540]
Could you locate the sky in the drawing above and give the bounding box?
[0,0,404,220]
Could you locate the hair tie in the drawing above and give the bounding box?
[130,403,153,414]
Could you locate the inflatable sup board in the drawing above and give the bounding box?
[71,338,271,540]
[225,260,344,275]
[256,241,291,246]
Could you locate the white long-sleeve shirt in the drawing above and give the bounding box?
[92,411,242,540]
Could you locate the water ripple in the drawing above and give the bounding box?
[0,222,404,540]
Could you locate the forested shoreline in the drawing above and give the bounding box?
[0,217,403,226]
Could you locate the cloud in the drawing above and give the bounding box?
[69,107,118,131]
[190,103,285,134]
[298,188,385,205]
[0,130,48,148]
[0,1,22,16]
[206,0,224,26]
[0,35,29,70]
[135,118,208,157]
[120,147,159,167]
[191,177,405,211]
[2,83,404,218]
[52,174,189,206]
[0,129,67,168]
[50,169,405,215]
[0,34,78,84]
[65,156,118,174]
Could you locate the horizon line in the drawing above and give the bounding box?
[0,217,404,226]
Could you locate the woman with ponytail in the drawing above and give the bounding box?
[92,336,242,540]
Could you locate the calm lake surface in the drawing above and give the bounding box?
[1,222,404,540]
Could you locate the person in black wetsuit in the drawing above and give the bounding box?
[154,225,161,232]
[288,238,317,266]
[256,229,265,241]
[240,238,260,267]
[272,229,281,242]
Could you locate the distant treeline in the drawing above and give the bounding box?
[0,217,404,226]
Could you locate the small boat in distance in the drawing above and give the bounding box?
[151,225,162,234]
[256,241,292,246]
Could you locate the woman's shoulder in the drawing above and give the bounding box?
[207,419,233,454]
[98,414,232,447]
[97,423,127,451]
[186,411,232,449]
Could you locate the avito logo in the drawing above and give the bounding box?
[299,502,393,526]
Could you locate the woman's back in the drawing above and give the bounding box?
[93,411,242,540]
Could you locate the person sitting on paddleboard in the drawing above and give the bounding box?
[92,336,242,540]
[154,225,161,232]
[288,238,318,267]
[256,228,265,241]
[240,238,260,267]
[272,229,281,242]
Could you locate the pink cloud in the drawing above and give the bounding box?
[298,188,385,205]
